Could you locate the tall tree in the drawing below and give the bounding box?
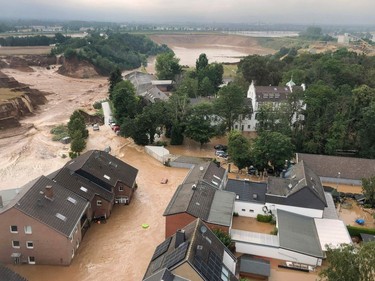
[184,103,220,147]
[228,130,252,171]
[155,52,181,80]
[251,131,295,172]
[214,84,251,131]
[108,68,123,95]
[111,80,141,121]
[319,242,375,281]
[196,53,209,73]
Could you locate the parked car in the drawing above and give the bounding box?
[93,124,100,131]
[248,166,257,175]
[112,125,120,133]
[215,150,225,156]
[214,144,228,151]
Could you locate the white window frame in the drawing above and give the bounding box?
[26,241,34,249]
[119,186,124,191]
[28,256,36,264]
[24,225,32,234]
[12,240,20,248]
[96,200,102,206]
[10,225,18,233]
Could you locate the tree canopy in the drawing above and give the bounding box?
[228,130,252,171]
[155,52,182,80]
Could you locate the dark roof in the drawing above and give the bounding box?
[0,264,28,281]
[239,255,271,277]
[163,182,235,227]
[143,268,188,281]
[266,161,327,208]
[225,179,267,203]
[296,153,375,181]
[255,85,303,103]
[14,176,88,237]
[143,219,238,281]
[51,168,114,202]
[65,150,138,189]
[360,233,375,243]
[278,210,324,258]
[183,161,226,188]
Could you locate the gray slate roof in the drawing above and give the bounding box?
[277,210,324,258]
[13,176,88,238]
[65,150,138,190]
[239,255,271,277]
[143,219,238,281]
[255,85,304,103]
[296,153,375,181]
[0,264,28,281]
[225,179,267,203]
[51,168,114,202]
[266,161,327,209]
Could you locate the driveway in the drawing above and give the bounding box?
[101,101,112,126]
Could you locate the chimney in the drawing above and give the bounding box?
[175,229,185,248]
[0,195,3,208]
[44,185,54,200]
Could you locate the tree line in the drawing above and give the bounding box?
[0,33,68,47]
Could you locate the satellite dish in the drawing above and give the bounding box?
[200,225,207,235]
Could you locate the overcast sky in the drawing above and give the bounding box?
[2,0,375,25]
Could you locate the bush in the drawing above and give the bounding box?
[233,212,239,217]
[257,214,273,223]
[270,227,278,235]
[154,140,168,147]
[50,124,69,141]
[93,101,102,109]
[347,225,375,237]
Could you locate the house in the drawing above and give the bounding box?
[143,219,238,281]
[64,150,138,205]
[234,80,305,132]
[163,162,234,237]
[0,264,28,281]
[124,71,171,104]
[225,161,327,219]
[0,176,90,265]
[50,167,115,221]
[296,153,375,186]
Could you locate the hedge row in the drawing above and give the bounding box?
[347,225,375,237]
[257,214,273,223]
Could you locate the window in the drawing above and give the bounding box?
[235,125,238,129]
[26,241,34,249]
[10,225,18,233]
[28,256,36,264]
[249,209,254,213]
[221,266,229,281]
[247,125,250,129]
[119,186,124,192]
[97,200,102,206]
[80,186,88,192]
[24,225,32,234]
[241,209,245,212]
[12,241,20,248]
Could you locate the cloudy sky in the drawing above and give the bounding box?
[2,0,375,25]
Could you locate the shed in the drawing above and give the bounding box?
[239,255,270,280]
[314,218,352,250]
[145,146,170,164]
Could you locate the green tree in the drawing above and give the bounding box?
[251,131,295,172]
[319,242,375,281]
[199,77,215,97]
[108,68,123,95]
[67,110,88,139]
[196,53,209,73]
[362,176,375,206]
[70,130,86,154]
[228,130,251,171]
[111,80,141,121]
[184,103,219,147]
[155,52,181,80]
[214,84,251,131]
[212,229,232,248]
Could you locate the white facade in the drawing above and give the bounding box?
[233,201,265,218]
[233,81,306,132]
[231,229,322,266]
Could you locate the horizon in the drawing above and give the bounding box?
[2,0,375,26]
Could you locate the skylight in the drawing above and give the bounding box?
[104,174,111,180]
[56,213,67,222]
[211,180,219,186]
[80,186,88,192]
[67,197,77,204]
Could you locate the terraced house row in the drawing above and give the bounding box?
[0,150,138,266]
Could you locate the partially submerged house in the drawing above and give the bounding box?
[226,161,327,219]
[163,162,235,237]
[296,153,375,186]
[0,176,89,265]
[64,150,138,205]
[143,219,238,281]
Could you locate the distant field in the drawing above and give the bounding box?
[0,46,52,55]
[0,88,24,102]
